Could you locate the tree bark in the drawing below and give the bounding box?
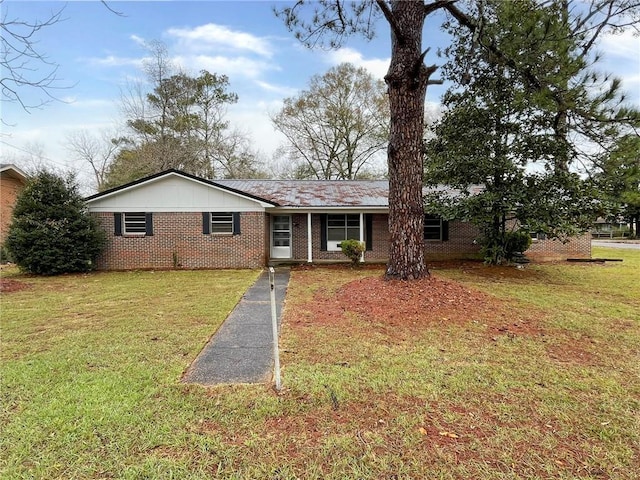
[384,1,430,280]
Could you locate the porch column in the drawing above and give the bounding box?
[307,212,313,263]
[359,212,365,262]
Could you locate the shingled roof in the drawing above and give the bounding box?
[216,179,390,207]
[85,169,482,208]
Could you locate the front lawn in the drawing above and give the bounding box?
[1,248,638,479]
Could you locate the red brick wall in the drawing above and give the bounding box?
[1,174,25,244]
[425,221,482,260]
[93,211,591,270]
[526,233,591,261]
[288,213,389,262]
[93,212,265,270]
[289,214,481,263]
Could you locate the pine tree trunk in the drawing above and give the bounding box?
[384,1,429,280]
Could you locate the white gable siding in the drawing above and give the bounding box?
[87,174,269,212]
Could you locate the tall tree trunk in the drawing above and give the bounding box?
[384,1,431,280]
[553,0,571,173]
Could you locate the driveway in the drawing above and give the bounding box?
[592,240,640,250]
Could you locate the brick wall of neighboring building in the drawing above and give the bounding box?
[93,211,266,270]
[525,233,591,261]
[0,174,25,244]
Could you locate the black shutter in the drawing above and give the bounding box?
[320,214,327,251]
[202,212,211,234]
[365,214,373,251]
[114,213,122,236]
[442,220,449,241]
[145,213,154,236]
[232,212,241,235]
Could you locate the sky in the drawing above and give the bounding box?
[2,0,639,192]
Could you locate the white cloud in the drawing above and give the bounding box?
[254,80,298,97]
[600,30,640,60]
[129,34,147,47]
[85,55,143,68]
[324,47,390,80]
[167,24,273,57]
[599,31,640,105]
[227,99,287,159]
[63,98,117,109]
[173,54,275,79]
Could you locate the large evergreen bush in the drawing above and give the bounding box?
[5,171,106,275]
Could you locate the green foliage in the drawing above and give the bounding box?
[105,42,264,188]
[596,134,640,236]
[0,244,13,263]
[424,0,622,264]
[340,239,365,265]
[5,170,106,275]
[480,230,532,265]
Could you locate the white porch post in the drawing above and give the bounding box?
[307,212,313,263]
[359,212,365,262]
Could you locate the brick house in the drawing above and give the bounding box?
[1,164,28,245]
[85,169,590,270]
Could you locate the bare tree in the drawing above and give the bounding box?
[271,63,389,180]
[215,128,267,179]
[0,1,66,114]
[65,130,126,191]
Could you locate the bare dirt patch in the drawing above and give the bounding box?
[547,343,596,365]
[339,275,494,326]
[289,266,545,343]
[0,278,31,293]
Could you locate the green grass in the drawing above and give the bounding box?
[1,249,639,479]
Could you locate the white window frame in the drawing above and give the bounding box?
[327,214,360,251]
[123,212,147,236]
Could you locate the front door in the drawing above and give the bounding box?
[271,215,291,259]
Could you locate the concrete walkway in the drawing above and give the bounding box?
[182,268,290,386]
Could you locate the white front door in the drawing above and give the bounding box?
[271,215,292,259]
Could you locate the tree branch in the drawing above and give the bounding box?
[375,0,404,44]
[444,2,542,90]
[425,0,459,16]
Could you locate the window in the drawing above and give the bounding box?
[202,212,241,235]
[272,215,290,247]
[530,232,547,241]
[211,213,234,234]
[124,212,147,235]
[326,214,360,251]
[114,212,153,236]
[424,215,443,241]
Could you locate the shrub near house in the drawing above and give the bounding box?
[6,171,105,275]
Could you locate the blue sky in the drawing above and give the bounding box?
[2,1,639,190]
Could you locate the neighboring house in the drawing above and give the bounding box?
[0,164,27,245]
[85,169,591,270]
[591,217,630,238]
